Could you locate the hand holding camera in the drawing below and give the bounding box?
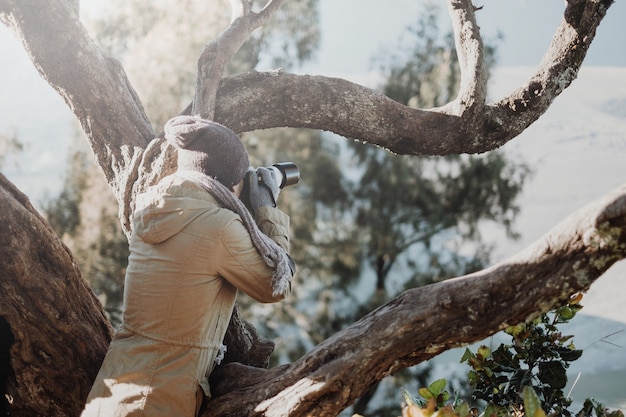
[243,162,299,216]
[249,167,280,210]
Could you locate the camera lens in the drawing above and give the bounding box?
[273,162,300,188]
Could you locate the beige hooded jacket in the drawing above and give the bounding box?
[82,174,291,417]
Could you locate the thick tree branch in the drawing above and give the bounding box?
[213,72,459,153]
[0,174,113,417]
[207,0,613,156]
[203,184,626,417]
[0,0,613,160]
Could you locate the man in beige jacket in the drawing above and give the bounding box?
[82,116,294,416]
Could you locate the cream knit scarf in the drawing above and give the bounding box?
[175,170,292,296]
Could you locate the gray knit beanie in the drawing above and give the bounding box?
[164,115,249,188]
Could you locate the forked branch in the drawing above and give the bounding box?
[441,0,488,120]
[192,0,285,119]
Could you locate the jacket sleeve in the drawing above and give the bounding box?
[217,207,292,303]
[254,206,290,252]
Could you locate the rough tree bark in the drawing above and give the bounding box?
[0,174,112,417]
[0,0,620,416]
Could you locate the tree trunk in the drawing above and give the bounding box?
[0,174,112,417]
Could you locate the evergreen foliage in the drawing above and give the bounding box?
[0,131,23,170]
[43,139,88,238]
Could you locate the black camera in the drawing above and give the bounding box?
[266,162,300,188]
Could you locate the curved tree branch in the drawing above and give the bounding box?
[484,0,613,146]
[0,0,612,160]
[203,183,626,417]
[208,0,612,155]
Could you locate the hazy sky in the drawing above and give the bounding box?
[301,0,626,77]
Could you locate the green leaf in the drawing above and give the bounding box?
[479,403,499,417]
[419,387,434,400]
[460,348,475,363]
[477,345,491,360]
[523,386,547,417]
[505,323,525,336]
[428,378,447,396]
[559,347,583,362]
[468,370,478,384]
[510,369,530,392]
[439,389,450,403]
[557,306,576,320]
[538,360,567,389]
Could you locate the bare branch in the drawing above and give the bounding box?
[442,0,488,118]
[1,0,614,195]
[253,0,286,24]
[229,0,249,20]
[202,0,611,155]
[191,0,286,119]
[202,184,626,417]
[207,0,613,157]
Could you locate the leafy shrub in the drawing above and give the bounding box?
[399,294,624,417]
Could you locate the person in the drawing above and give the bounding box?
[81,115,295,417]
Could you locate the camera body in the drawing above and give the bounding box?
[266,162,300,188]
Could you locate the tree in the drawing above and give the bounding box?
[0,1,624,416]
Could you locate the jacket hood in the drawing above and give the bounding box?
[132,175,220,244]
